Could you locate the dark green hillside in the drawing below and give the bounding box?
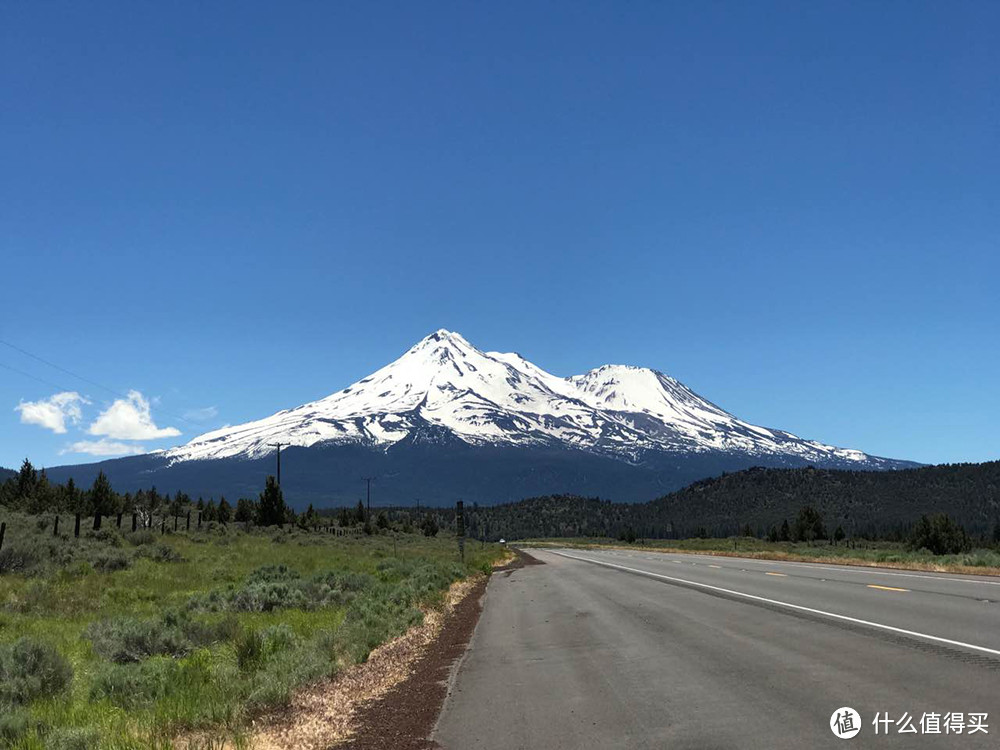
[463,461,1000,541]
[644,462,1000,538]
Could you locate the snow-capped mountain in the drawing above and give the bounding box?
[164,330,892,469]
[46,330,914,504]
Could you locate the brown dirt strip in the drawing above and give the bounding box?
[340,549,539,750]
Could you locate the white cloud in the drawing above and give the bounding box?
[63,439,147,457]
[183,405,219,422]
[15,391,90,433]
[88,390,181,440]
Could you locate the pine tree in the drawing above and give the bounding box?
[65,477,80,513]
[16,458,37,504]
[257,476,287,527]
[778,519,791,542]
[235,498,255,523]
[355,500,366,525]
[218,497,233,524]
[90,471,115,526]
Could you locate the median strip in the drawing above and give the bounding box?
[551,550,1000,658]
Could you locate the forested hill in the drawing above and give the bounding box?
[470,461,1000,541]
[643,462,1000,538]
[0,467,14,480]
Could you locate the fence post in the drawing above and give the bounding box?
[94,513,102,531]
[132,513,137,532]
[197,511,202,529]
[0,522,5,553]
[174,515,178,532]
[186,510,191,531]
[161,517,166,535]
[116,513,123,529]
[74,513,81,537]
[53,516,60,536]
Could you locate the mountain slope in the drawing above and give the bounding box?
[45,330,916,504]
[164,330,900,468]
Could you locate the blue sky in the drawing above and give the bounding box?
[2,1,997,470]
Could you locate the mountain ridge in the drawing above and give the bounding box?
[41,330,917,504]
[162,330,900,469]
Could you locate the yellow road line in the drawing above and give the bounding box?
[867,584,909,592]
[765,572,788,577]
[709,565,722,569]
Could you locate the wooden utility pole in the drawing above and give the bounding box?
[269,443,287,486]
[362,477,376,521]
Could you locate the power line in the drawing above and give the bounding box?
[0,338,127,401]
[0,360,73,394]
[0,338,198,428]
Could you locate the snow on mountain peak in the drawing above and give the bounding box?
[165,330,880,467]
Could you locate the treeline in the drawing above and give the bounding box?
[412,461,1000,551]
[0,460,328,531]
[641,462,1000,539]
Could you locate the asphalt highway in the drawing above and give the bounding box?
[433,548,1000,749]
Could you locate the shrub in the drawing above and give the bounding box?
[0,638,73,705]
[128,530,156,546]
[92,550,132,573]
[0,544,43,576]
[85,616,191,663]
[91,527,124,547]
[245,564,300,584]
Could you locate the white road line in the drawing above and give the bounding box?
[597,550,1000,586]
[551,550,1000,658]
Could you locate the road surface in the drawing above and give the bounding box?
[433,547,1000,749]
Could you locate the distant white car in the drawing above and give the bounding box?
[499,538,506,545]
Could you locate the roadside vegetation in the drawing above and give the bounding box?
[0,499,503,749]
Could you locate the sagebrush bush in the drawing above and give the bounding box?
[128,530,156,546]
[92,550,132,573]
[85,616,191,663]
[188,568,377,613]
[245,563,300,584]
[0,637,73,706]
[90,527,125,547]
[0,544,43,575]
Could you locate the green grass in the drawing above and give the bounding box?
[523,536,1000,573]
[0,510,504,749]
